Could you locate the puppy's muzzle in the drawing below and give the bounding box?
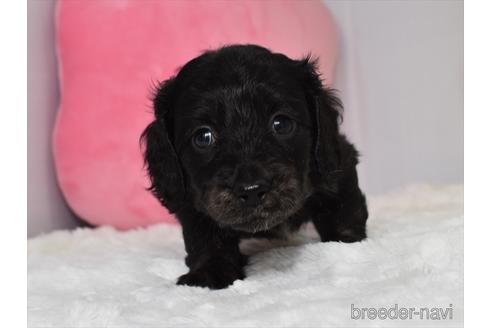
[202,162,303,233]
[233,180,270,207]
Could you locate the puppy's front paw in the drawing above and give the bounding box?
[177,262,245,289]
[336,227,366,243]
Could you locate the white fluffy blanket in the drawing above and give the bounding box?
[28,185,463,327]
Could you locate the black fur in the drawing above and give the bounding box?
[141,45,368,289]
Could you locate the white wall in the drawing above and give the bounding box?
[28,0,78,237]
[325,0,463,194]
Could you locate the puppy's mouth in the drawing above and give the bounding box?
[227,215,285,233]
[205,193,301,233]
[201,168,306,233]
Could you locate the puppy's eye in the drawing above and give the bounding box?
[272,115,295,135]
[193,127,215,149]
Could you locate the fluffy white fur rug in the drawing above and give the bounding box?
[28,184,463,327]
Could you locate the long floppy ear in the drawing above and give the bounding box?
[140,78,185,213]
[296,57,343,177]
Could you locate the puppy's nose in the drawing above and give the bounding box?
[233,180,270,207]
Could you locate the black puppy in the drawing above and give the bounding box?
[141,44,368,289]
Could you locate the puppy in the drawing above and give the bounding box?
[141,44,368,289]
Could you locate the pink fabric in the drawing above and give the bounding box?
[53,0,337,230]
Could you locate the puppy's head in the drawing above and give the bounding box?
[141,45,341,233]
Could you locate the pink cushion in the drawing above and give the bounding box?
[53,0,337,230]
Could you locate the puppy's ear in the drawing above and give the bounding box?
[296,57,343,175]
[140,78,185,213]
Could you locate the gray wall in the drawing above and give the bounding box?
[27,0,463,237]
[326,0,463,193]
[28,0,78,237]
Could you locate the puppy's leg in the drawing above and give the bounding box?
[176,211,247,289]
[310,169,368,243]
